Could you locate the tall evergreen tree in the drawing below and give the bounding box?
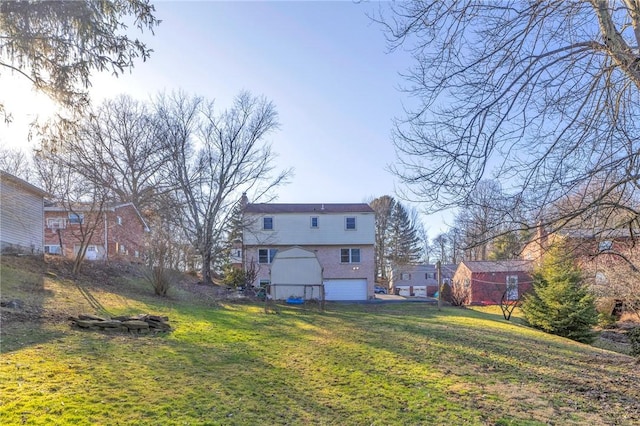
[387,201,422,267]
[521,243,598,343]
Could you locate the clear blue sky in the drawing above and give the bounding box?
[1,1,453,235]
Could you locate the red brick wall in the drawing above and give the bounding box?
[109,205,147,260]
[44,205,147,261]
[469,271,533,305]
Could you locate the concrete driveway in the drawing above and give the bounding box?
[373,294,438,304]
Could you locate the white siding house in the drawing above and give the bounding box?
[242,202,375,300]
[1,171,47,254]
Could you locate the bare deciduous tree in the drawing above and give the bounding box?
[52,95,170,212]
[379,1,640,261]
[370,195,395,281]
[0,146,31,180]
[157,91,290,285]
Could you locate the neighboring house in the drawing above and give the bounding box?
[44,202,150,261]
[0,171,48,255]
[389,263,457,297]
[521,223,640,313]
[242,202,375,300]
[452,260,534,305]
[522,223,639,265]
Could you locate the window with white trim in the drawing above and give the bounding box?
[401,272,411,280]
[340,248,360,263]
[345,216,356,230]
[47,218,66,229]
[116,216,122,225]
[258,248,278,264]
[506,275,518,300]
[263,217,273,230]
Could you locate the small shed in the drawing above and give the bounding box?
[269,247,323,300]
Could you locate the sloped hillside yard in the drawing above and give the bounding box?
[1,256,639,425]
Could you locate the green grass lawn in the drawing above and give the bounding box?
[1,256,639,425]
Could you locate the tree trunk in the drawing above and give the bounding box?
[201,249,213,285]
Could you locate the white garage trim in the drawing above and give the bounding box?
[323,279,367,301]
[396,286,411,297]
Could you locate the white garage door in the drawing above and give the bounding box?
[397,286,411,297]
[414,286,427,297]
[323,279,367,301]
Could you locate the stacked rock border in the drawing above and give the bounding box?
[70,313,171,333]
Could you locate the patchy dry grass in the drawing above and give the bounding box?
[1,256,639,425]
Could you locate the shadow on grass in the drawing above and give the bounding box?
[0,254,67,353]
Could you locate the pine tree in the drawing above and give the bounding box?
[386,202,422,267]
[521,243,598,343]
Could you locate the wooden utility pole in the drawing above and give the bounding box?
[437,260,442,310]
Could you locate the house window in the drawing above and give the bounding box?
[340,248,360,263]
[47,218,66,229]
[263,217,273,230]
[258,248,278,264]
[120,244,127,254]
[401,272,411,280]
[310,216,319,228]
[506,276,519,300]
[44,245,62,255]
[599,240,613,252]
[116,216,122,225]
[68,213,84,224]
[345,217,356,230]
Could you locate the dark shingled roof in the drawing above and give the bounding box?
[462,260,533,273]
[244,203,374,214]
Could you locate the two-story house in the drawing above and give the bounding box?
[242,202,375,300]
[389,263,458,297]
[44,202,149,261]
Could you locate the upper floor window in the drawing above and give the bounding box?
[68,213,84,224]
[401,272,411,280]
[310,216,319,228]
[263,217,273,230]
[258,248,278,264]
[341,248,360,263]
[116,216,122,225]
[345,216,356,230]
